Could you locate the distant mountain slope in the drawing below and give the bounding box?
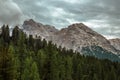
[52,23,118,55]
[22,19,120,59]
[81,45,120,61]
[109,38,120,51]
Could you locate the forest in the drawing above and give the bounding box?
[0,25,120,80]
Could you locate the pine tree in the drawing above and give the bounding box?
[14,55,20,80]
[1,25,10,44]
[93,74,98,80]
[21,57,32,80]
[65,56,73,80]
[4,25,10,43]
[37,49,46,79]
[0,45,16,80]
[109,67,117,80]
[76,63,83,80]
[18,30,26,46]
[49,51,59,80]
[28,35,34,49]
[30,62,40,80]
[58,56,66,80]
[12,26,19,45]
[22,57,40,80]
[1,25,6,38]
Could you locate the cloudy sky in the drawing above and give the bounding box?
[0,0,120,39]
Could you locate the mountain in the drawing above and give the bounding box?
[22,19,120,61]
[23,19,58,39]
[51,23,118,54]
[109,38,120,51]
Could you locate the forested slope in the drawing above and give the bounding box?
[0,25,120,80]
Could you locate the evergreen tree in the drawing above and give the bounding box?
[58,56,66,80]
[4,25,10,43]
[12,26,19,45]
[37,49,46,80]
[65,56,73,80]
[21,57,33,80]
[93,74,98,80]
[109,67,117,80]
[1,25,10,44]
[0,45,16,80]
[28,35,34,49]
[49,51,59,80]
[1,25,6,38]
[76,63,83,80]
[30,62,40,80]
[14,55,20,80]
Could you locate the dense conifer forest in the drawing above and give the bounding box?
[0,25,120,80]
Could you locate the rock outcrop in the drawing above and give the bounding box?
[109,38,120,51]
[23,19,58,39]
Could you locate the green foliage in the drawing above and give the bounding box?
[65,56,73,80]
[1,25,10,45]
[31,62,40,80]
[0,26,119,80]
[21,57,33,80]
[0,45,16,80]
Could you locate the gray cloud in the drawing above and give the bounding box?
[13,0,120,38]
[0,0,23,26]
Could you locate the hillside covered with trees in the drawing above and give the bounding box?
[0,25,120,80]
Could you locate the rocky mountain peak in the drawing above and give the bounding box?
[22,19,119,55]
[68,23,84,28]
[23,19,43,28]
[51,23,118,54]
[68,23,92,31]
[24,19,36,25]
[24,19,35,23]
[22,19,58,39]
[64,23,101,38]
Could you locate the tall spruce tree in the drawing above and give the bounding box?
[0,45,16,80]
[30,62,40,80]
[37,49,47,80]
[12,26,19,45]
[21,57,33,80]
[65,56,73,80]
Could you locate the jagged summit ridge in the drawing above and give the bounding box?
[22,19,119,55]
[23,19,58,39]
[68,23,93,31]
[53,23,118,54]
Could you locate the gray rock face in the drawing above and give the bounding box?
[51,23,118,54]
[109,39,120,51]
[22,19,119,54]
[23,19,58,39]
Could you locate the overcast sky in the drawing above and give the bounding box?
[0,0,120,39]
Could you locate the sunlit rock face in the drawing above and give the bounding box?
[23,19,119,55]
[109,39,120,51]
[23,19,58,39]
